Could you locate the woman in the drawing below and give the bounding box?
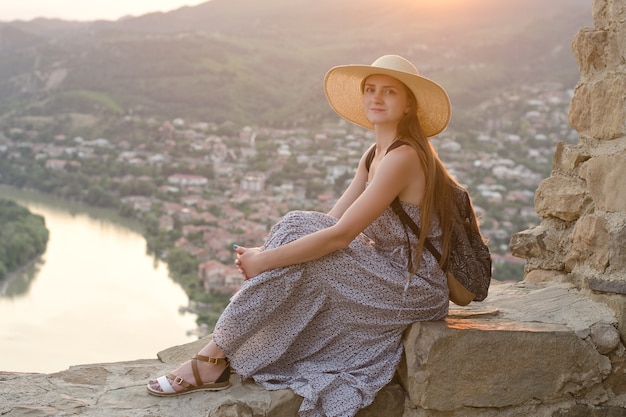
[147,55,460,417]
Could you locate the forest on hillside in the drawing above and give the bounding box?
[0,0,591,128]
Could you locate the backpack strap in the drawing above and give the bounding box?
[364,140,443,269]
[365,145,376,172]
[391,199,442,264]
[365,140,406,172]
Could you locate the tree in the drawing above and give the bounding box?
[167,248,198,277]
[0,199,49,276]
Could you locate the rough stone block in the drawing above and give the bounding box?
[581,152,626,213]
[509,220,573,270]
[592,0,626,31]
[523,269,570,283]
[535,175,590,222]
[609,218,626,272]
[565,215,610,273]
[589,277,626,295]
[589,322,622,354]
[569,77,626,140]
[569,83,593,134]
[399,282,617,413]
[401,321,608,411]
[572,27,609,76]
[552,141,591,174]
[509,224,550,259]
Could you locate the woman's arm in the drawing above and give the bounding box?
[236,145,423,278]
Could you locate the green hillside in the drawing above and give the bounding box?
[0,0,591,127]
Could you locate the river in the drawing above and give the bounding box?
[0,187,198,374]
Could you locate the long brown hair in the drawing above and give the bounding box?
[396,88,461,271]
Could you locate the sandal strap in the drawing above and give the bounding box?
[193,354,229,366]
[166,373,194,389]
[190,357,202,387]
[157,375,178,393]
[190,355,229,387]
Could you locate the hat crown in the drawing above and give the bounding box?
[371,55,420,77]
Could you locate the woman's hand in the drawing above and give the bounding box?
[233,245,264,280]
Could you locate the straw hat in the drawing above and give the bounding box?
[324,55,451,137]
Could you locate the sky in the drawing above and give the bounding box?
[0,0,208,22]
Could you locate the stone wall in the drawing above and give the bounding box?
[510,0,626,337]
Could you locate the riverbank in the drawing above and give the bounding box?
[0,197,49,283]
[0,186,199,373]
[0,184,234,329]
[0,256,43,297]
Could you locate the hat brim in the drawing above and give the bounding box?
[324,64,451,137]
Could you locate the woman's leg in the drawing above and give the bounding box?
[147,340,228,393]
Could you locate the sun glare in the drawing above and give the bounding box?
[393,0,469,12]
[0,0,206,22]
[388,0,481,23]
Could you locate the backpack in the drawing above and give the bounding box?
[365,141,492,305]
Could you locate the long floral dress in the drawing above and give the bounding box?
[213,203,449,417]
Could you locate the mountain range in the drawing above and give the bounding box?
[0,0,592,128]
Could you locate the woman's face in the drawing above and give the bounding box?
[362,74,411,128]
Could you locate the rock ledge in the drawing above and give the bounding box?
[1,281,623,417]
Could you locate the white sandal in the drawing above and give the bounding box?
[147,355,230,397]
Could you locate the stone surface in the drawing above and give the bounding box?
[568,77,626,140]
[589,277,626,295]
[509,219,572,271]
[608,216,626,273]
[0,281,622,417]
[0,349,403,417]
[565,214,610,273]
[590,322,622,354]
[534,175,590,222]
[514,3,626,398]
[521,0,626,283]
[552,141,591,174]
[523,269,570,283]
[571,28,609,76]
[398,281,620,416]
[581,152,626,213]
[402,324,607,409]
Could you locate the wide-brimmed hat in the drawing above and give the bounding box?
[324,55,451,137]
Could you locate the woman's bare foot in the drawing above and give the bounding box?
[147,341,228,394]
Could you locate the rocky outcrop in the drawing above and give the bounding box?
[510,0,626,310]
[1,281,623,416]
[505,0,626,413]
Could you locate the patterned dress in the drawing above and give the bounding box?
[212,203,449,417]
